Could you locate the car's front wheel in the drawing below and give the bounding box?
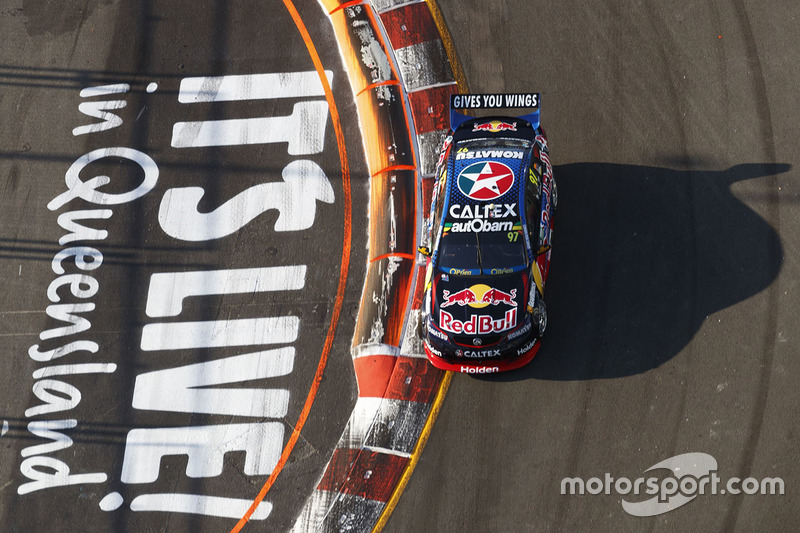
[533,299,547,337]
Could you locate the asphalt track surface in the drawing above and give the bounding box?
[386,1,800,532]
[1,2,799,533]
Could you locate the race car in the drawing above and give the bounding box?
[418,93,556,373]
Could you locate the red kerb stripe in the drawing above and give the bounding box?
[379,2,439,50]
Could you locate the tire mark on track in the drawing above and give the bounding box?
[722,1,780,530]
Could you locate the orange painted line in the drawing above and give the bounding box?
[371,164,417,178]
[230,1,352,531]
[371,252,415,263]
[328,0,364,15]
[357,79,401,97]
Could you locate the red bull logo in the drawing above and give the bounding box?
[439,308,517,335]
[441,284,517,308]
[473,120,517,133]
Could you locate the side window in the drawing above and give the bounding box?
[525,156,543,241]
[430,169,447,249]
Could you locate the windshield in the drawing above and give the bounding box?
[437,228,527,275]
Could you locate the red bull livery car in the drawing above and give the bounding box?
[419,93,556,373]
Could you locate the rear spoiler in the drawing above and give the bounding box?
[450,93,540,131]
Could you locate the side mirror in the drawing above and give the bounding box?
[417,246,431,257]
[536,244,551,256]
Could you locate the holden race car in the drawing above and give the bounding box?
[418,93,556,373]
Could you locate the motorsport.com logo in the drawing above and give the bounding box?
[560,453,784,516]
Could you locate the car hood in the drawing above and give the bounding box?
[432,271,528,338]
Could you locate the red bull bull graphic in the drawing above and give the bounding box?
[481,287,517,306]
[473,120,517,133]
[440,287,478,307]
[441,284,518,308]
[439,307,518,335]
[457,161,515,201]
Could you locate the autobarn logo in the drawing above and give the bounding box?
[457,161,515,201]
[445,219,520,233]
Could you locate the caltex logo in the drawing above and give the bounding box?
[457,161,515,201]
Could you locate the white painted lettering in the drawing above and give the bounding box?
[48,147,159,211]
[39,303,94,340]
[56,210,112,245]
[28,340,99,363]
[51,246,103,274]
[121,423,284,483]
[132,348,293,417]
[18,456,106,495]
[158,159,333,241]
[46,274,99,303]
[145,266,306,318]
[171,101,329,154]
[21,419,77,458]
[24,379,81,418]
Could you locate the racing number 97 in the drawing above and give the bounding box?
[507,231,519,242]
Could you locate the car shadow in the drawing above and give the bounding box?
[482,161,789,381]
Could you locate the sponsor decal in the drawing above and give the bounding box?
[456,149,523,160]
[436,135,452,171]
[451,93,539,109]
[448,268,477,276]
[535,133,548,152]
[448,203,517,221]
[441,285,517,309]
[473,120,517,133]
[445,219,514,234]
[427,324,448,341]
[439,308,517,335]
[457,161,515,201]
[424,340,443,358]
[460,349,501,359]
[517,339,537,356]
[449,203,517,219]
[529,167,540,187]
[507,319,532,341]
[460,366,500,374]
[490,267,515,275]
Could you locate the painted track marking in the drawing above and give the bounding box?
[230,0,352,530]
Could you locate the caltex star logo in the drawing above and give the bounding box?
[457,161,515,200]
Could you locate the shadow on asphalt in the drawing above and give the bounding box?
[483,161,790,381]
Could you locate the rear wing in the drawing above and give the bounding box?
[450,93,540,131]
